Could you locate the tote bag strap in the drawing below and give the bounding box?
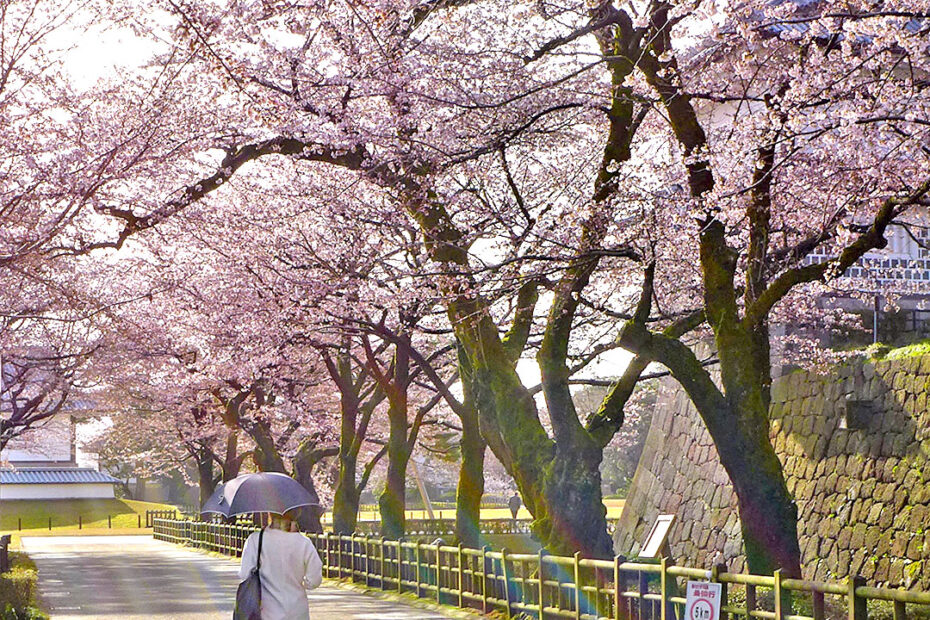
[256,528,264,573]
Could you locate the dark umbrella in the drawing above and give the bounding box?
[199,473,320,517]
[200,483,229,515]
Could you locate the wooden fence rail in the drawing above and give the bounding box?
[152,519,930,620]
[145,509,179,528]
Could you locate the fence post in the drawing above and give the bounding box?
[108,515,112,529]
[540,549,548,620]
[0,535,11,573]
[380,538,387,590]
[138,514,142,528]
[893,601,906,620]
[639,568,649,620]
[350,535,356,582]
[458,543,465,609]
[713,562,728,620]
[415,540,423,598]
[79,515,82,530]
[574,551,582,620]
[397,541,403,594]
[435,542,443,604]
[322,533,330,579]
[774,570,782,620]
[660,557,668,620]
[482,545,490,615]
[502,548,512,619]
[848,575,867,620]
[614,555,625,620]
[813,591,825,620]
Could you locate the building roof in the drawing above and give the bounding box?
[0,468,120,485]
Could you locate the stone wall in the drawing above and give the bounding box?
[613,353,930,587]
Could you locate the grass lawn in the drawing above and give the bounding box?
[330,499,625,524]
[0,498,177,538]
[482,533,542,554]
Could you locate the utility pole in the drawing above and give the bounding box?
[409,458,434,519]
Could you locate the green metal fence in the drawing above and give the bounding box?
[152,519,930,620]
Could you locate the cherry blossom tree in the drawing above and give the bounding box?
[23,0,929,574]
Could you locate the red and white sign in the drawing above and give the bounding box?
[685,581,722,620]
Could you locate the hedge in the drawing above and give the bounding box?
[0,554,47,620]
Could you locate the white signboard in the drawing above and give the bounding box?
[684,581,722,620]
[639,514,675,559]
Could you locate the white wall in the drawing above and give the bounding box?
[0,483,115,500]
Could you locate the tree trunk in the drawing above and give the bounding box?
[621,315,802,577]
[292,440,335,533]
[333,453,360,534]
[221,430,243,482]
[538,441,614,558]
[454,406,485,548]
[379,442,408,540]
[469,359,615,559]
[296,475,324,533]
[196,450,217,507]
[378,344,411,540]
[723,432,801,577]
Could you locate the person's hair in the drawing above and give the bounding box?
[269,508,301,531]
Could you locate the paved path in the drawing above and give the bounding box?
[22,536,461,619]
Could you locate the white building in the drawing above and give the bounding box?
[1,415,119,500]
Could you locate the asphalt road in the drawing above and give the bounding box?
[22,536,461,619]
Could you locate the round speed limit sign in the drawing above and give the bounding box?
[685,582,721,620]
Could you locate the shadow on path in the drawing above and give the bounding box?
[23,536,458,619]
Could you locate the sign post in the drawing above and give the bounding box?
[684,581,722,620]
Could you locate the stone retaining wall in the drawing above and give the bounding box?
[613,353,930,587]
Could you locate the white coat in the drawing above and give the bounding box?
[238,529,323,620]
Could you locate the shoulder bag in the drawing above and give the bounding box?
[234,528,264,620]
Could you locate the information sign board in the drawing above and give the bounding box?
[684,581,722,620]
[639,514,675,558]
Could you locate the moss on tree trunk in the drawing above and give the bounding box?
[455,407,485,548]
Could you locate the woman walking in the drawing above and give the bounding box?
[238,509,323,620]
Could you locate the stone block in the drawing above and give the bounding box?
[878,505,895,529]
[893,370,907,391]
[889,559,906,586]
[850,548,867,575]
[838,527,852,549]
[919,355,930,376]
[868,377,888,400]
[846,457,864,478]
[851,523,868,548]
[876,532,892,557]
[893,435,911,458]
[881,459,896,482]
[838,549,851,570]
[893,531,910,556]
[878,483,896,503]
[894,488,909,512]
[875,558,890,582]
